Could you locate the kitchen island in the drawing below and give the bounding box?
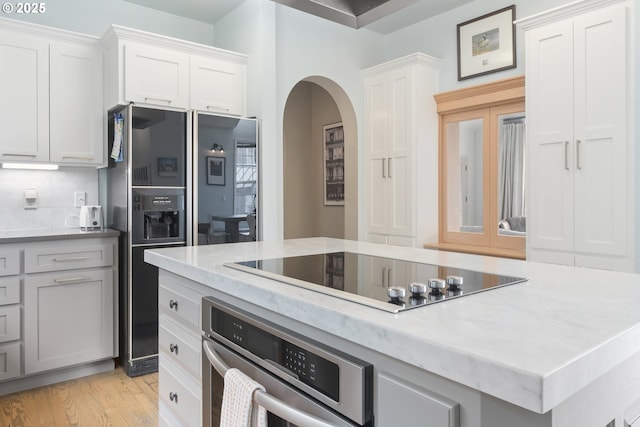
[145,237,640,427]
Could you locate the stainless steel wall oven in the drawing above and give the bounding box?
[201,297,374,426]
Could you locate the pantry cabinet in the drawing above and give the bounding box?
[103,25,247,116]
[363,53,441,247]
[518,0,634,271]
[0,18,104,167]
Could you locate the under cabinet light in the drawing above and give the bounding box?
[1,163,59,170]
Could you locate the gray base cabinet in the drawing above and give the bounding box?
[24,268,114,374]
[0,234,118,395]
[377,373,459,427]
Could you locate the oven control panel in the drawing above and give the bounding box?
[211,307,341,401]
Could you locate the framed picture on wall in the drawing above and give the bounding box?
[323,122,345,206]
[457,5,516,81]
[207,156,225,186]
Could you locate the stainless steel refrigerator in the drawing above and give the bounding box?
[192,112,259,246]
[103,104,191,377]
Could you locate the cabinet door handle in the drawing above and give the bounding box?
[144,97,172,105]
[382,158,387,178]
[576,140,582,170]
[170,343,179,354]
[169,392,178,403]
[387,157,392,178]
[381,267,387,286]
[387,268,392,287]
[53,256,89,262]
[1,153,37,158]
[62,155,94,161]
[54,276,91,284]
[206,105,231,111]
[564,141,570,170]
[169,299,178,310]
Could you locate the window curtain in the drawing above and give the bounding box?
[498,121,526,221]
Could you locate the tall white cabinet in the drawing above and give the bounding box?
[363,53,441,247]
[517,0,635,271]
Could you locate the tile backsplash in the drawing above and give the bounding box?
[0,167,99,231]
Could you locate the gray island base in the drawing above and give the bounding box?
[145,238,640,427]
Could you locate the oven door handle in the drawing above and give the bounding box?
[203,340,338,427]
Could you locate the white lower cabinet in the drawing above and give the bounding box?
[24,268,114,374]
[159,359,201,427]
[158,271,207,426]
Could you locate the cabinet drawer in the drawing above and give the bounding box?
[159,361,200,427]
[25,241,113,273]
[159,316,200,380]
[159,281,200,331]
[0,248,20,277]
[0,277,20,306]
[0,342,21,381]
[0,306,20,344]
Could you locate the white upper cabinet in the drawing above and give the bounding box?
[124,43,189,108]
[0,18,104,167]
[103,25,247,116]
[190,55,245,115]
[0,30,49,162]
[50,42,104,166]
[519,0,633,271]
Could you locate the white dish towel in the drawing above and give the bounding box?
[220,368,268,427]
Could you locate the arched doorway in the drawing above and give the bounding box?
[282,77,357,240]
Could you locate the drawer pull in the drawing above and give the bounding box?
[169,299,178,310]
[53,256,89,262]
[54,276,91,284]
[169,392,178,403]
[169,343,178,354]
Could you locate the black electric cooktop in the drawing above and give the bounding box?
[225,252,527,313]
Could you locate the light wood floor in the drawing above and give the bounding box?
[0,368,158,427]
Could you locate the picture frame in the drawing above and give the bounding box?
[207,156,226,186]
[323,122,345,206]
[457,5,516,81]
[157,157,178,178]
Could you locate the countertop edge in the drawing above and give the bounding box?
[143,239,640,415]
[0,228,120,243]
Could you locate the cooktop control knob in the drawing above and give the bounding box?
[408,282,427,297]
[446,275,463,290]
[428,279,446,292]
[387,286,406,299]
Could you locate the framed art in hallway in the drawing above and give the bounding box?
[457,5,516,80]
[323,122,345,205]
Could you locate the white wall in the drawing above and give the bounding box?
[214,1,385,241]
[384,0,578,91]
[636,0,639,271]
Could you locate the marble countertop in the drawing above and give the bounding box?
[144,237,640,415]
[0,228,120,243]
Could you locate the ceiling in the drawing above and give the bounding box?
[123,0,473,34]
